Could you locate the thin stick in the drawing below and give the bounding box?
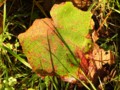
[97,10,112,33]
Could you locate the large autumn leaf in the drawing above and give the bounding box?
[18,2,94,83]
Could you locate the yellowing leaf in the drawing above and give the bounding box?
[18,2,94,84]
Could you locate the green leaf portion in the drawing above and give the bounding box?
[50,2,92,52]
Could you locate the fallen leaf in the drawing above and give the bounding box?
[18,2,94,84]
[18,2,115,86]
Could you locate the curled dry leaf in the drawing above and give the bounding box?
[88,30,115,83]
[72,0,92,9]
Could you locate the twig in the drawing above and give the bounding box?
[97,10,112,33]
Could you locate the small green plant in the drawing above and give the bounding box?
[2,77,17,90]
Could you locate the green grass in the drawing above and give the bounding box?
[0,0,120,90]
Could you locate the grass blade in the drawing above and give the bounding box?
[1,45,32,69]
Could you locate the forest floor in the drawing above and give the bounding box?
[0,0,120,90]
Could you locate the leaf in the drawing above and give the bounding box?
[18,2,93,84]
